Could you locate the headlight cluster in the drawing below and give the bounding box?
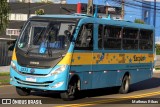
[49,65,66,76]
[11,61,17,70]
[52,82,64,88]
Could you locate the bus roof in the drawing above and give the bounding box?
[80,17,154,30]
[30,14,154,30]
[97,18,154,30]
[30,14,87,20]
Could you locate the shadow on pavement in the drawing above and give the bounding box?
[130,77,160,92]
[29,77,160,102]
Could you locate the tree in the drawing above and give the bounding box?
[134,19,145,24]
[35,9,45,15]
[0,0,9,35]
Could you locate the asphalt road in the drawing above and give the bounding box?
[0,73,160,107]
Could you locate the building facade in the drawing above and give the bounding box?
[8,0,33,3]
[0,1,121,39]
[1,3,77,39]
[122,0,160,41]
[141,0,160,42]
[2,0,160,39]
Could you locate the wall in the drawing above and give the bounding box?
[124,0,143,22]
[142,1,160,40]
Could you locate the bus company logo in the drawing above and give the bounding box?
[2,99,11,104]
[30,61,39,65]
[30,68,35,74]
[133,55,146,61]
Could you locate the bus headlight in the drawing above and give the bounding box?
[52,81,64,88]
[50,65,66,76]
[11,61,16,70]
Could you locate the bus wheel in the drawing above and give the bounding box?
[16,87,31,96]
[60,81,78,101]
[119,75,130,94]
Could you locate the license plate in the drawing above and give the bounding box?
[26,77,36,82]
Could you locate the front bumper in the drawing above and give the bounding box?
[10,67,68,91]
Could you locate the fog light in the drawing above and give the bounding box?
[10,77,13,81]
[52,81,64,88]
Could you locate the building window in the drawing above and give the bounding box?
[8,0,33,3]
[9,14,35,21]
[6,29,20,36]
[144,10,149,18]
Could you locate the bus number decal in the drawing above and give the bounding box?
[21,67,28,72]
[119,54,125,64]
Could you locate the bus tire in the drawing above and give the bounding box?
[119,75,130,94]
[60,81,78,101]
[16,87,31,96]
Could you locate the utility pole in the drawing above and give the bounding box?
[28,0,31,19]
[153,0,156,27]
[106,5,109,18]
[105,0,109,18]
[87,0,93,16]
[121,0,124,19]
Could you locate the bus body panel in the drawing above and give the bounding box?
[10,15,155,92]
[10,61,70,91]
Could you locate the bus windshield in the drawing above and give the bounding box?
[18,21,75,57]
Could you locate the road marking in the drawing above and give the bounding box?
[0,85,11,88]
[55,91,160,107]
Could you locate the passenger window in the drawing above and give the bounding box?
[104,26,122,50]
[123,28,138,39]
[139,30,153,50]
[123,28,138,50]
[98,24,103,49]
[75,24,93,50]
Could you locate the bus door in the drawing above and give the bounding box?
[72,23,94,89]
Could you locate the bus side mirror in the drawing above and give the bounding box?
[8,40,17,51]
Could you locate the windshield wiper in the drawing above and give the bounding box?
[47,41,52,57]
[25,27,46,55]
[46,27,53,57]
[25,45,31,55]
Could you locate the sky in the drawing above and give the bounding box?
[32,0,160,3]
[32,0,121,7]
[144,0,160,1]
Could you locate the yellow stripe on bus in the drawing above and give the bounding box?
[11,50,154,65]
[58,53,73,65]
[58,53,154,65]
[12,49,17,61]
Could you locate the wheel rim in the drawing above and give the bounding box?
[123,78,129,91]
[68,84,76,96]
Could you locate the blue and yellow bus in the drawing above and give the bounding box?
[10,14,155,100]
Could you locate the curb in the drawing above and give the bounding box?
[0,66,10,73]
[153,68,160,73]
[0,82,10,86]
[0,85,11,88]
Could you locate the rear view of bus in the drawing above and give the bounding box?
[10,15,80,100]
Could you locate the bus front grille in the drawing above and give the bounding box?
[20,72,48,76]
[14,77,53,87]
